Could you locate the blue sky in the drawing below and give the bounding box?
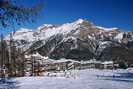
[1,0,133,35]
[39,0,133,30]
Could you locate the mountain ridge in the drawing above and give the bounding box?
[4,19,133,65]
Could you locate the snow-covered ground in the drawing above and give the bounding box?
[0,69,133,89]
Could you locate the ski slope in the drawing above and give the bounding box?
[0,69,133,89]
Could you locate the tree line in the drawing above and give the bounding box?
[0,0,45,78]
[0,33,26,77]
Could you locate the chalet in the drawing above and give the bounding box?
[79,60,102,69]
[78,60,117,69]
[41,59,80,72]
[24,52,118,77]
[101,61,114,69]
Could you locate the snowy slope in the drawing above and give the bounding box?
[5,28,35,41]
[1,69,133,89]
[96,26,118,31]
[5,19,121,42]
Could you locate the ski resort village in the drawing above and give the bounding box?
[0,19,133,89]
[0,0,133,89]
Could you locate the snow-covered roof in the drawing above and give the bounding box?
[54,59,70,63]
[102,61,113,65]
[53,59,80,64]
[80,60,102,64]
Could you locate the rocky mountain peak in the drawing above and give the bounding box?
[4,19,133,63]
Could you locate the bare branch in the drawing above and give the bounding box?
[0,0,45,30]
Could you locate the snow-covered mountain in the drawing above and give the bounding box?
[5,19,133,62]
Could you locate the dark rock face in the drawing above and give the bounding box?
[49,37,96,61]
[37,35,96,61]
[97,42,126,61]
[66,49,94,61]
[37,34,64,57]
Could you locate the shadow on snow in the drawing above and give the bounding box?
[97,72,133,83]
[0,78,20,89]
